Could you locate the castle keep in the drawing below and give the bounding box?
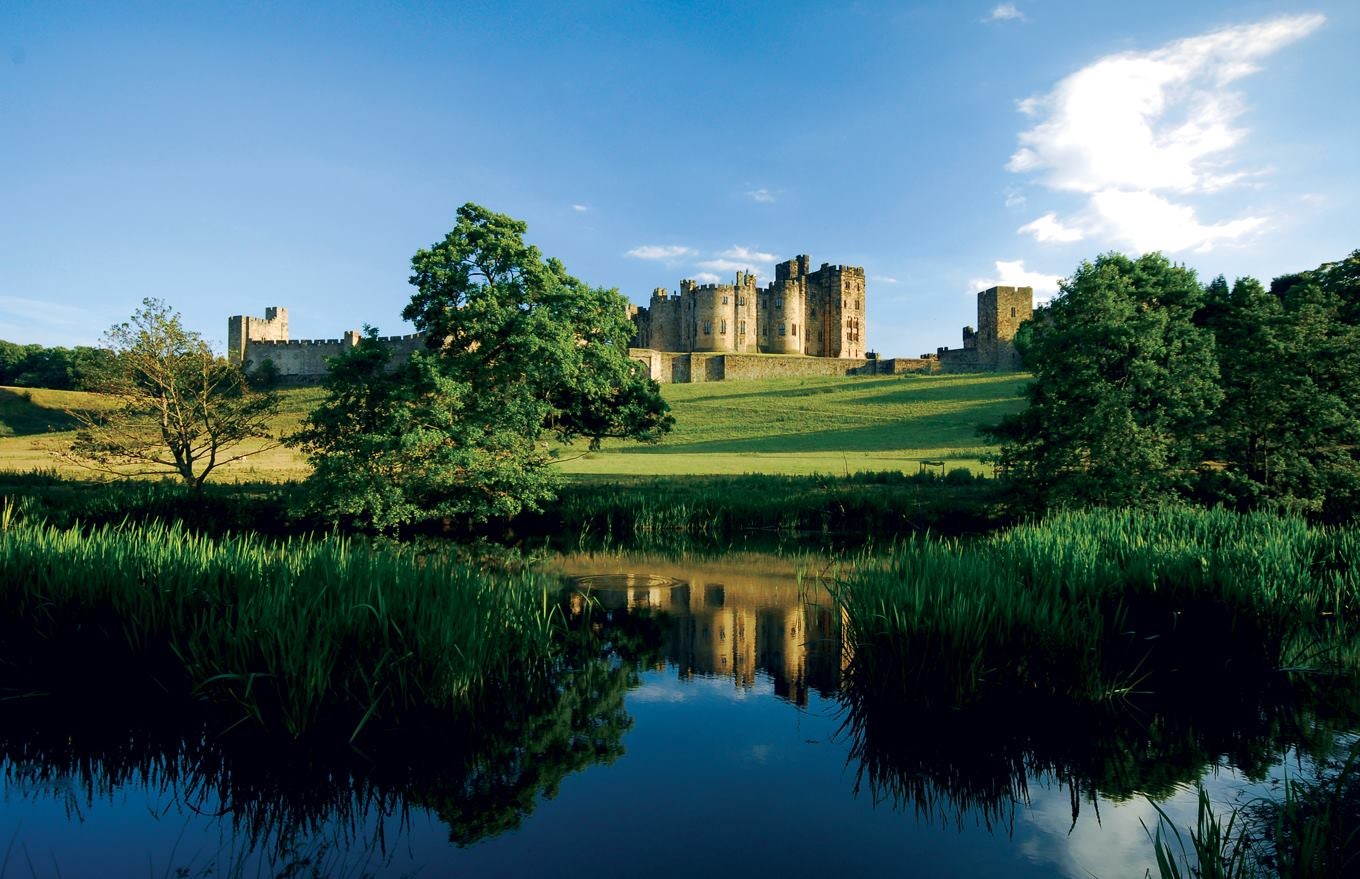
[630,255,867,359]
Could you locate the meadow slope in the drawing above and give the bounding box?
[0,372,1027,479]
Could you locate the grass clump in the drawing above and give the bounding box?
[0,514,560,739]
[836,507,1360,711]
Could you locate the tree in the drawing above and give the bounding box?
[1205,254,1360,514]
[293,204,671,529]
[988,252,1222,509]
[65,298,280,488]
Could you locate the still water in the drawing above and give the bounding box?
[1,552,1349,877]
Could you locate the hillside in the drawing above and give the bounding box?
[0,373,1027,480]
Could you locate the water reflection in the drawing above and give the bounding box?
[1,552,1356,877]
[564,558,842,706]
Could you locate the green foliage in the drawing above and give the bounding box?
[0,516,560,739]
[292,330,561,530]
[296,204,671,529]
[988,252,1222,509]
[0,339,115,390]
[1203,251,1360,515]
[64,298,280,488]
[835,507,1360,710]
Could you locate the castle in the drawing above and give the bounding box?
[226,267,1033,383]
[226,307,424,380]
[934,285,1034,371]
[630,255,867,359]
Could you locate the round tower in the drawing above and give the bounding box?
[691,284,736,353]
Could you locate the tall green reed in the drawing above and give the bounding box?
[0,517,561,739]
[835,507,1360,710]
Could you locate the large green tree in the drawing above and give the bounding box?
[988,252,1222,509]
[1204,252,1360,514]
[293,204,671,529]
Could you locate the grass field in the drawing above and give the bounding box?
[0,372,1028,479]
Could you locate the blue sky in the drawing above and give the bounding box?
[2,1,1356,357]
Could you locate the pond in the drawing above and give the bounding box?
[1,551,1353,877]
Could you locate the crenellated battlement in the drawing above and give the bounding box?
[229,307,428,380]
[629,253,868,360]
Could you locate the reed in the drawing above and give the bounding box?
[0,516,560,739]
[835,507,1360,710]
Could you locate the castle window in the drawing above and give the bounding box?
[792,323,797,337]
[775,298,783,310]
[778,325,786,337]
[857,299,861,310]
[703,321,712,335]
[1010,307,1017,318]
[722,295,729,305]
[738,297,746,306]
[720,319,727,335]
[739,321,746,335]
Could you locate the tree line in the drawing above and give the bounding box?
[0,341,116,391]
[60,203,671,524]
[991,249,1360,518]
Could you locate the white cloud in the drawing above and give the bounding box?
[870,275,899,284]
[970,259,1064,300]
[626,244,694,261]
[692,272,721,284]
[746,187,776,203]
[1018,212,1085,243]
[1006,13,1323,254]
[1009,14,1323,194]
[718,245,777,263]
[1089,189,1266,252]
[571,203,589,212]
[697,245,778,278]
[985,4,1025,23]
[1005,187,1027,208]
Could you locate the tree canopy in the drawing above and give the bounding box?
[293,204,672,529]
[0,340,115,390]
[988,252,1221,509]
[991,248,1360,518]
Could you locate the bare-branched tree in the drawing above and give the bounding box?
[64,298,280,488]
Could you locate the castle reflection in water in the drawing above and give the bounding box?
[558,556,845,706]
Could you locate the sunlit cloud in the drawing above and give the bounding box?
[627,244,695,261]
[1018,212,1085,244]
[970,259,1064,301]
[1007,14,1323,253]
[984,4,1025,24]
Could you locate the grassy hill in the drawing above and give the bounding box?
[0,372,1027,480]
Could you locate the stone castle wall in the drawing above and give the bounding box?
[227,306,425,382]
[937,285,1034,372]
[628,350,936,384]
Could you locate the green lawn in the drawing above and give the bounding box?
[555,372,1028,476]
[0,373,1028,479]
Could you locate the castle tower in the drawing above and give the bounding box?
[762,256,809,354]
[805,263,867,359]
[976,286,1033,370]
[227,306,288,364]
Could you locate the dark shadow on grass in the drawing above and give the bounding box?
[0,387,78,436]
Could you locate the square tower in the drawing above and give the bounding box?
[976,286,1033,370]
